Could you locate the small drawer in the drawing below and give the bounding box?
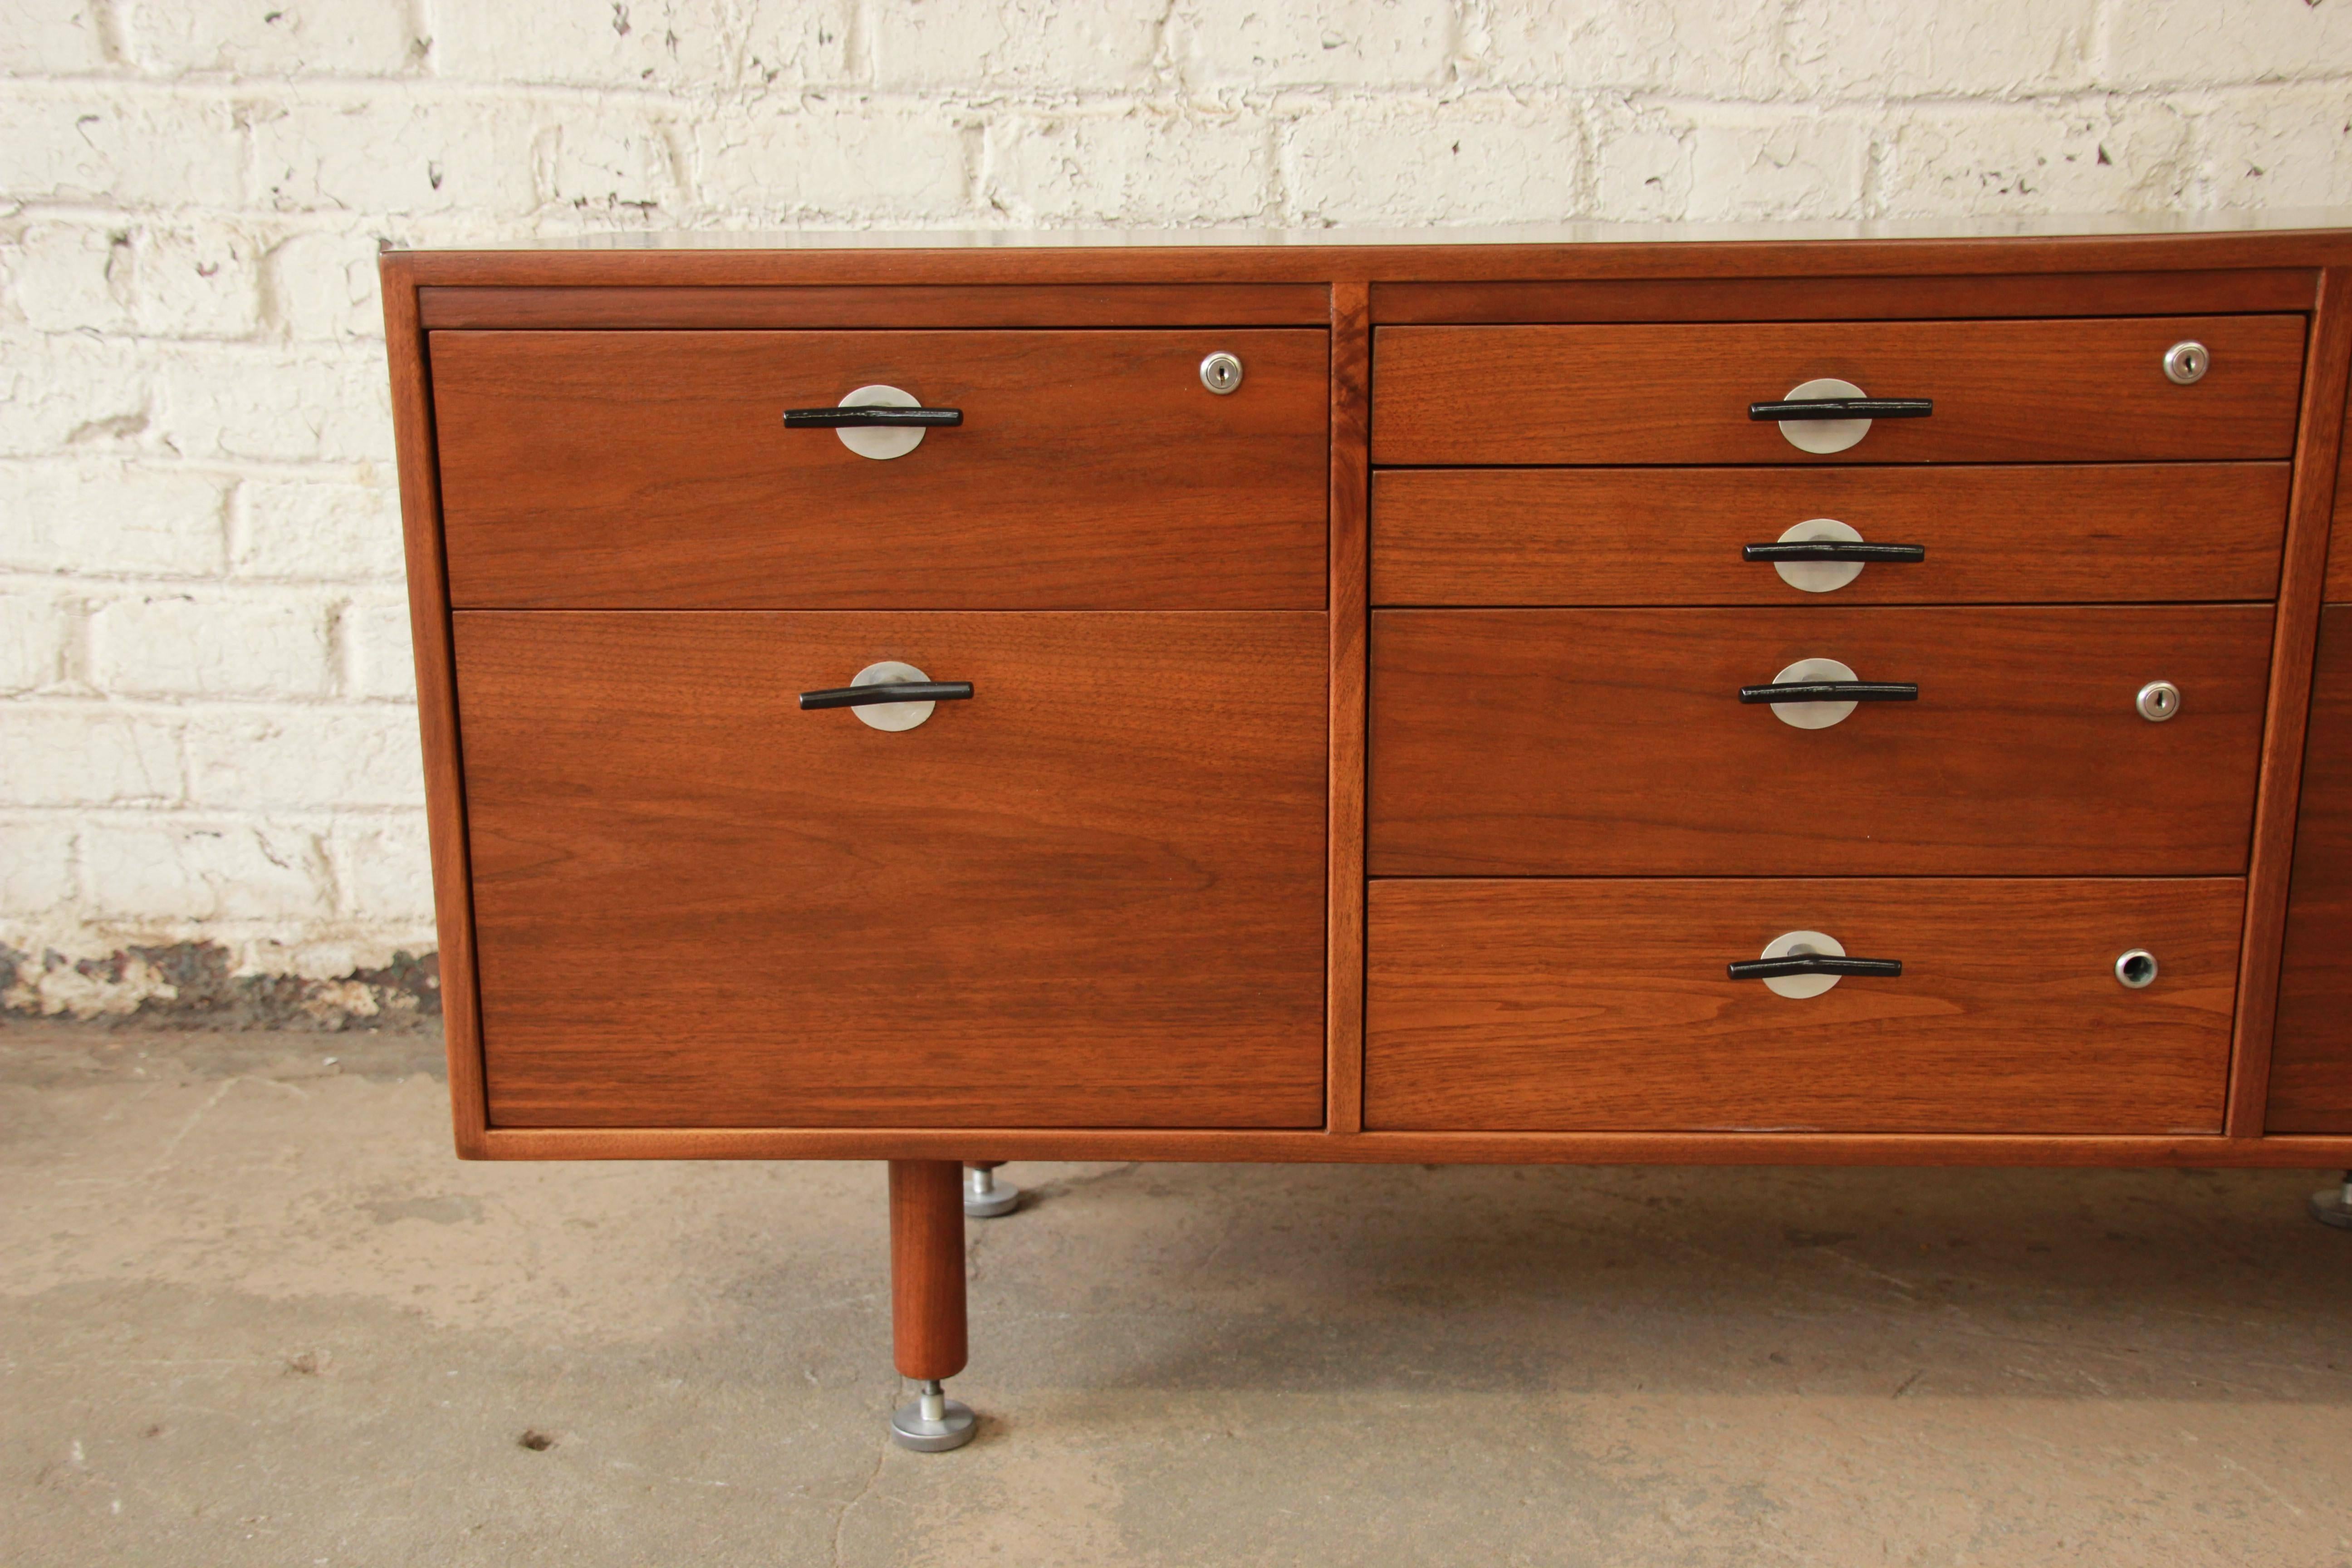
[454,609,1329,1129]
[1366,878,2240,1134]
[1369,606,2271,876]
[432,328,1328,609]
[1372,463,2290,607]
[1370,316,2306,466]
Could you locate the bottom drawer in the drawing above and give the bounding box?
[1366,879,2241,1134]
[454,610,1329,1130]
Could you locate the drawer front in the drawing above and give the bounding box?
[2269,605,2352,1132]
[1366,878,2240,1134]
[1371,316,2306,465]
[454,611,1328,1129]
[1372,464,2290,607]
[1370,606,2271,876]
[433,329,1328,609]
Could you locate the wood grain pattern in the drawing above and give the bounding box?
[378,255,491,1157]
[1370,606,2274,877]
[2226,269,2352,1133]
[1373,270,2318,325]
[1372,464,2291,607]
[2332,356,2352,602]
[432,329,1328,609]
[419,283,1332,330]
[1328,280,1371,1134]
[1366,878,2242,1134]
[1371,316,2309,466]
[890,1161,967,1381]
[2269,607,2352,1131]
[455,610,1328,1130]
[473,1125,2352,1168]
[386,229,2352,292]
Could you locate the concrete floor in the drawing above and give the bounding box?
[5,1024,2352,1568]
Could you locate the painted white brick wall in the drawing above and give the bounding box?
[2,0,2349,1016]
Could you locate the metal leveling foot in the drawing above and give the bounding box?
[890,1378,977,1452]
[2312,1171,2352,1231]
[964,1162,1019,1219]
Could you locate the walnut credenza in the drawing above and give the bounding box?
[383,219,2352,1449]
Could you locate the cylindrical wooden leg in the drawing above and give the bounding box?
[887,1160,976,1451]
[889,1159,967,1381]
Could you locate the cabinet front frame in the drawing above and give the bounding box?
[382,237,2352,1166]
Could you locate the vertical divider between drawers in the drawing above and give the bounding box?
[1328,280,1372,1136]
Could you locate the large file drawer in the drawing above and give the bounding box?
[432,328,1330,609]
[1370,605,2272,877]
[1366,878,2242,1134]
[453,610,1329,1129]
[1371,316,2306,466]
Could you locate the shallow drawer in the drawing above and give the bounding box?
[432,329,1328,609]
[1371,316,2306,465]
[1366,878,2240,1134]
[454,610,1328,1129]
[1370,606,2271,876]
[1372,464,2290,607]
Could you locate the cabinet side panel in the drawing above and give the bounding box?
[2228,267,2352,1132]
[381,257,490,1156]
[2269,606,2352,1131]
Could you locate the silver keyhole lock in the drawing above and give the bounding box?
[2115,949,2159,989]
[2163,341,2210,386]
[2136,680,2181,722]
[1200,352,1244,395]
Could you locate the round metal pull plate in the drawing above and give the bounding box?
[1775,378,1872,454]
[2136,680,2180,722]
[1772,518,1866,593]
[2163,341,2210,385]
[836,385,926,460]
[845,661,941,730]
[2115,948,2159,989]
[1759,930,1846,1000]
[1200,351,1243,395]
[1764,657,1859,728]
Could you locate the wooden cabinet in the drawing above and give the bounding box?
[378,243,2352,1163]
[384,226,2352,1448]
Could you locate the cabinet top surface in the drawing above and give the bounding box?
[392,210,2352,255]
